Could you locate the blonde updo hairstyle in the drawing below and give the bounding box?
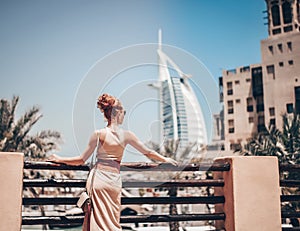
[97,93,123,122]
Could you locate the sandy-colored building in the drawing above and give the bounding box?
[219,0,300,152]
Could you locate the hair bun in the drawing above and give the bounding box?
[97,93,116,111]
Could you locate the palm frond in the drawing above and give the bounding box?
[7,96,19,133]
[0,96,62,159]
[0,99,11,140]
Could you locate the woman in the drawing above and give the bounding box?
[48,93,177,231]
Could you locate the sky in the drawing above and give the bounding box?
[0,0,268,162]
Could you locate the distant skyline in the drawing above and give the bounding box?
[0,0,267,162]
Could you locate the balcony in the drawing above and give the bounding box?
[1,153,300,230]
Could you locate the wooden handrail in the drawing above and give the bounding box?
[24,161,231,172]
[22,213,226,225]
[23,196,225,206]
[23,179,225,188]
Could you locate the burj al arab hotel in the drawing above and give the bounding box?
[155,30,207,153]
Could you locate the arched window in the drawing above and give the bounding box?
[282,1,292,24]
[271,4,281,26]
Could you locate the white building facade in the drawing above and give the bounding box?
[156,30,207,156]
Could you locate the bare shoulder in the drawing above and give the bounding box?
[97,128,107,134]
[93,129,105,136]
[97,128,107,141]
[90,129,107,144]
[122,130,136,142]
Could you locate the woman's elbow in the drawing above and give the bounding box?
[76,160,85,166]
[143,152,150,158]
[143,150,154,158]
[77,158,85,166]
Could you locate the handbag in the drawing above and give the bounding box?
[77,131,100,231]
[77,191,90,208]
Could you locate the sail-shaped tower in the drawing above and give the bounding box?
[156,30,207,155]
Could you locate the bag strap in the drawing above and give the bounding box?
[88,130,100,198]
[91,130,100,168]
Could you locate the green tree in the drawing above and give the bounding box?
[0,96,62,159]
[242,113,300,164]
[241,113,300,226]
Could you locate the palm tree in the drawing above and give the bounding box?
[242,113,300,164]
[0,95,62,159]
[1,96,63,230]
[241,113,300,226]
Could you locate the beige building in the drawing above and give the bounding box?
[219,0,300,152]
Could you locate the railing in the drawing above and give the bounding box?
[280,164,300,231]
[22,161,230,230]
[21,160,300,230]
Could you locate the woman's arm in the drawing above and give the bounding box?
[47,131,99,166]
[126,131,177,165]
[47,154,85,166]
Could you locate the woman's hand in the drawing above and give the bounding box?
[46,154,61,164]
[164,157,178,166]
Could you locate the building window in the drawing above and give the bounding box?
[235,80,240,85]
[267,65,275,79]
[248,117,254,123]
[256,95,265,112]
[286,103,293,114]
[278,43,283,53]
[295,87,300,114]
[252,67,263,97]
[268,45,274,55]
[287,41,292,52]
[270,118,276,126]
[288,60,294,65]
[271,4,281,26]
[227,69,237,75]
[236,99,241,104]
[269,107,275,116]
[279,62,284,67]
[284,25,293,32]
[258,115,264,124]
[230,142,242,152]
[228,100,234,114]
[282,1,292,24]
[219,77,223,103]
[228,119,234,133]
[247,97,254,112]
[257,115,266,133]
[240,66,250,73]
[246,78,251,83]
[227,82,233,95]
[273,28,282,35]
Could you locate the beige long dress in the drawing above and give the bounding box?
[84,127,125,231]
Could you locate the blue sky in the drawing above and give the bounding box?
[0,0,267,161]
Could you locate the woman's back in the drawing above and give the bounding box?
[97,127,125,162]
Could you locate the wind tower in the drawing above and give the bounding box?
[156,29,207,158]
[218,0,300,152]
[265,0,300,36]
